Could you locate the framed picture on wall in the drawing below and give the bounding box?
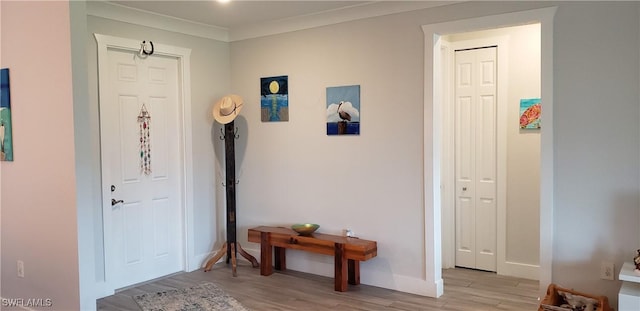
[261,75,289,122]
[0,68,14,161]
[519,98,541,129]
[326,85,360,135]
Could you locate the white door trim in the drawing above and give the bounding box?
[422,6,556,298]
[440,39,454,270]
[94,33,195,293]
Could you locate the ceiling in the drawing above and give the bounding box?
[102,1,455,41]
[109,1,379,29]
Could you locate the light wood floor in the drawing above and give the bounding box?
[97,262,540,310]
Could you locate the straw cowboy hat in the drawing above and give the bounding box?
[213,94,243,124]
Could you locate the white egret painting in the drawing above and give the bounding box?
[326,85,360,135]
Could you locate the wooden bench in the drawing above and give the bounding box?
[248,226,377,292]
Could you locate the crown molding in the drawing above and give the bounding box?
[87,1,457,43]
[229,1,456,42]
[86,1,229,42]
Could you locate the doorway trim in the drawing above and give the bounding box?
[422,6,556,298]
[95,34,195,293]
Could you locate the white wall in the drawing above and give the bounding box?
[71,3,232,306]
[230,1,640,306]
[86,13,231,261]
[69,2,97,309]
[552,2,639,306]
[229,6,439,295]
[0,1,80,309]
[1,1,638,309]
[502,24,541,266]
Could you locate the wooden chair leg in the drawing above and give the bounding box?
[237,243,259,268]
[203,242,227,272]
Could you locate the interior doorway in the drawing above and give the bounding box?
[422,7,556,298]
[95,33,196,294]
[442,25,542,280]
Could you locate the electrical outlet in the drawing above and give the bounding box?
[600,261,614,280]
[17,260,24,278]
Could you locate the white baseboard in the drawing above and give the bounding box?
[240,247,442,298]
[500,261,540,280]
[364,269,442,297]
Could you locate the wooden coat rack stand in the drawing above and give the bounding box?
[204,121,258,276]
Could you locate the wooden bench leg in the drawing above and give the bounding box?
[334,242,347,292]
[274,246,286,271]
[260,232,273,276]
[348,259,360,285]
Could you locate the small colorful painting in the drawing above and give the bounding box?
[261,75,288,122]
[0,68,13,161]
[326,85,360,135]
[519,98,541,129]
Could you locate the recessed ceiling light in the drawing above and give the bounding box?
[218,0,231,3]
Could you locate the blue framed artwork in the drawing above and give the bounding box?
[0,68,13,161]
[261,75,288,122]
[519,98,541,129]
[326,85,360,135]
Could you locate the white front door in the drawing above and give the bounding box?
[454,46,497,272]
[101,46,184,289]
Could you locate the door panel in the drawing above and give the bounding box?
[153,198,170,257]
[104,48,183,289]
[120,96,142,182]
[454,50,476,269]
[149,97,169,179]
[455,47,497,271]
[123,202,143,264]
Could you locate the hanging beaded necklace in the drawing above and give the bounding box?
[138,103,151,175]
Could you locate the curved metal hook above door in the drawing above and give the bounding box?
[139,40,154,57]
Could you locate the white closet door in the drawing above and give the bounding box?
[455,46,497,272]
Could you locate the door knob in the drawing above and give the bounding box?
[462,187,467,191]
[111,198,124,206]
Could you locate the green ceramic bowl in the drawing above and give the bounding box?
[291,223,320,235]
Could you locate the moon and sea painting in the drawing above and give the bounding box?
[261,75,288,122]
[519,98,541,129]
[326,85,360,135]
[0,68,13,161]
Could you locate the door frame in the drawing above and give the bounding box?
[95,34,195,293]
[446,39,507,274]
[422,6,556,298]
